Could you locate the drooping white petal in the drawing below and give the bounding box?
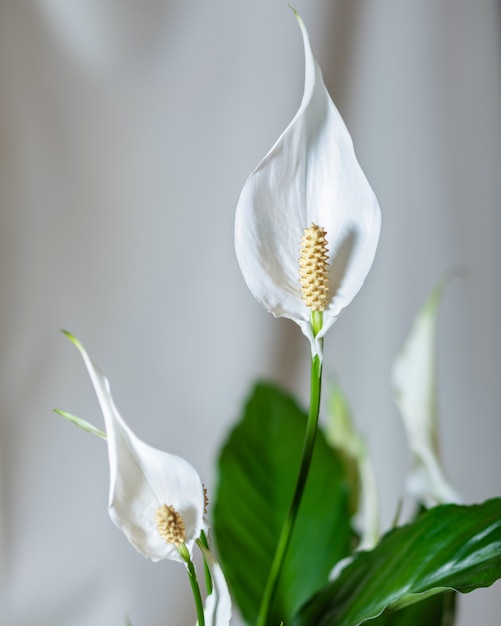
[391,285,461,505]
[198,545,232,626]
[235,12,381,357]
[65,332,206,562]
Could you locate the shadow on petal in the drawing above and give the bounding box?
[328,226,358,303]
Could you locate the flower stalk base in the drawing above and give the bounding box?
[256,345,323,626]
[178,543,206,626]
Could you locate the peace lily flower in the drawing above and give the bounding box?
[62,332,231,625]
[391,284,461,506]
[235,12,381,358]
[63,331,207,561]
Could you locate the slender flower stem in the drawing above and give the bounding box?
[178,543,205,626]
[198,533,214,595]
[256,343,323,626]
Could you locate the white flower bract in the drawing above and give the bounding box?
[235,12,381,358]
[198,545,232,626]
[391,284,461,505]
[65,332,207,563]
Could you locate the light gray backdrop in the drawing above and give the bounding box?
[0,1,499,625]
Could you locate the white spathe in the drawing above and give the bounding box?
[65,332,207,563]
[392,284,461,505]
[198,545,232,626]
[235,12,381,358]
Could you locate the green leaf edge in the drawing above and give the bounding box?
[294,498,501,626]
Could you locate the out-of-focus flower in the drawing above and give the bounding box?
[235,12,381,358]
[391,284,461,505]
[326,385,379,552]
[199,545,232,626]
[63,331,207,563]
[62,332,232,624]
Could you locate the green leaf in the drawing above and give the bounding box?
[370,592,456,626]
[213,382,352,626]
[293,498,501,626]
[55,409,107,440]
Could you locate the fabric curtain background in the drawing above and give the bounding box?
[0,1,499,625]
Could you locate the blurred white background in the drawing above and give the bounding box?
[0,1,499,625]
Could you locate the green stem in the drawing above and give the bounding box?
[198,532,213,595]
[178,543,205,626]
[256,343,323,626]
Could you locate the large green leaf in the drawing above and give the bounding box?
[213,382,352,626]
[294,498,501,626]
